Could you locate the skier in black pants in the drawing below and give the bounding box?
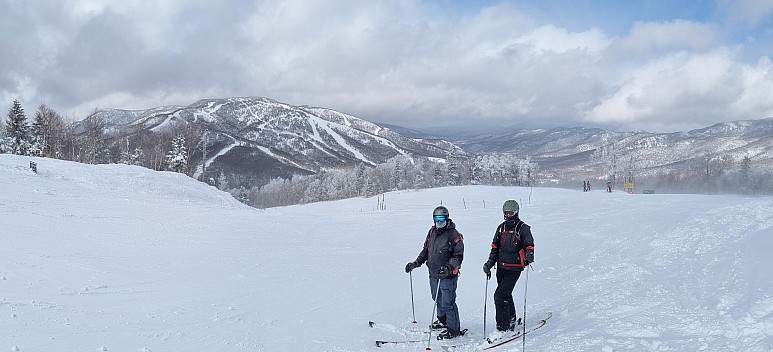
[405,206,465,340]
[483,200,535,332]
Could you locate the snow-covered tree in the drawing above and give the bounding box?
[197,130,211,180]
[447,152,460,186]
[433,164,444,187]
[391,159,402,191]
[29,113,45,156]
[165,135,188,174]
[519,156,539,187]
[4,99,31,155]
[130,147,145,166]
[469,161,482,185]
[591,132,630,188]
[354,163,368,196]
[119,137,132,164]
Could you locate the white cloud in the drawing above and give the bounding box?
[585,47,773,129]
[730,56,773,117]
[1,0,772,132]
[719,0,773,26]
[618,20,720,53]
[514,24,609,54]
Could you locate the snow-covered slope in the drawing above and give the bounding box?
[1,155,771,351]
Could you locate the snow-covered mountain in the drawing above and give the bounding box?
[455,118,773,182]
[94,97,459,186]
[2,154,771,351]
[93,96,772,190]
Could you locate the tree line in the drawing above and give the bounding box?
[1,99,201,175]
[588,131,773,196]
[246,152,539,208]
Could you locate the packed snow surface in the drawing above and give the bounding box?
[1,154,771,351]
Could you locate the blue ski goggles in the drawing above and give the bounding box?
[433,215,447,222]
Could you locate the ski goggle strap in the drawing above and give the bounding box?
[433,215,447,222]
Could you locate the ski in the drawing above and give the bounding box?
[370,320,430,348]
[372,321,471,348]
[482,312,551,349]
[369,320,430,335]
[375,339,425,347]
[441,312,552,351]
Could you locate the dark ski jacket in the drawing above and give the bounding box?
[413,219,464,278]
[487,216,534,271]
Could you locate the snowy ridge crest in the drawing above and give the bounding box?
[93,97,458,186]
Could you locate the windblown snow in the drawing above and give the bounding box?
[1,154,771,351]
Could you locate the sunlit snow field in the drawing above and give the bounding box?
[1,154,771,351]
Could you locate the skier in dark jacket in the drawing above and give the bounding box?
[483,200,535,332]
[405,205,465,339]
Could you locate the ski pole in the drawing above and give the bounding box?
[426,278,442,351]
[522,265,531,352]
[483,275,489,339]
[410,271,417,323]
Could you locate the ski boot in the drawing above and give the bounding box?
[436,328,466,340]
[429,319,447,330]
[508,317,522,331]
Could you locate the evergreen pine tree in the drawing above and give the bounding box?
[4,99,31,155]
[29,112,45,156]
[391,160,402,190]
[165,135,188,174]
[365,175,376,197]
[0,119,6,153]
[469,162,482,185]
[130,147,145,166]
[355,163,367,196]
[447,153,460,186]
[433,165,444,187]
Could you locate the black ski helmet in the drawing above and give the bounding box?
[433,206,449,228]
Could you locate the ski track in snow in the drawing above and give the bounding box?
[1,154,772,351]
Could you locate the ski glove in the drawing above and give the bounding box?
[405,261,419,273]
[483,260,494,279]
[437,264,453,279]
[525,250,534,265]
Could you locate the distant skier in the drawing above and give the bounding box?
[607,181,613,192]
[405,206,465,340]
[483,200,535,332]
[583,181,587,192]
[587,180,592,191]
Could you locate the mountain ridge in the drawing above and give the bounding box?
[92,97,773,191]
[94,97,461,187]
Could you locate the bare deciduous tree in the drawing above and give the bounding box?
[80,109,108,164]
[33,104,67,158]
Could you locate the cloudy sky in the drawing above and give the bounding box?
[2,0,773,132]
